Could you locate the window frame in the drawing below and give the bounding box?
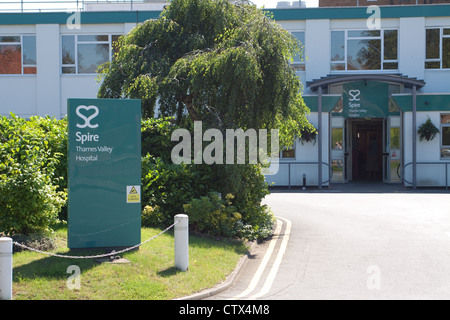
[425,27,450,70]
[330,29,399,73]
[440,113,450,159]
[290,30,306,72]
[61,34,122,75]
[280,143,296,160]
[0,34,37,76]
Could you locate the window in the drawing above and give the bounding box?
[0,35,36,75]
[390,127,400,149]
[291,31,305,71]
[62,34,122,74]
[332,159,344,183]
[331,29,398,71]
[441,114,450,158]
[280,145,295,159]
[331,122,344,183]
[332,127,343,150]
[425,28,450,69]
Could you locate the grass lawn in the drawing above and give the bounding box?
[12,227,248,300]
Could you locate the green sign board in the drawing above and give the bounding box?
[68,99,141,249]
[343,81,389,118]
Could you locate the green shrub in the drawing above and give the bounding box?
[141,154,212,227]
[0,114,67,236]
[207,163,274,239]
[235,204,275,241]
[140,117,274,240]
[141,116,180,162]
[183,193,242,238]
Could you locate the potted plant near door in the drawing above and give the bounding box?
[299,124,318,145]
[417,118,440,142]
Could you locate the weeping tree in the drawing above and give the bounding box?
[97,0,312,145]
[97,0,313,236]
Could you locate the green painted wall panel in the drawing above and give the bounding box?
[0,10,160,25]
[392,94,450,112]
[1,5,450,25]
[303,95,341,113]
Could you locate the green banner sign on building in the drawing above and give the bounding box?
[343,81,389,118]
[68,99,141,249]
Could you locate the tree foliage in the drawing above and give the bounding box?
[98,0,310,145]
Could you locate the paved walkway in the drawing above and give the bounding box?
[204,183,450,300]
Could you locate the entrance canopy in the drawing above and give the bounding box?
[307,74,426,92]
[305,74,426,189]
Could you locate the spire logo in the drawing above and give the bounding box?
[76,105,99,129]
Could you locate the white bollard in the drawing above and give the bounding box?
[174,214,189,271]
[0,237,13,300]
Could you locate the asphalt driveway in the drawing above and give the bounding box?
[208,184,450,300]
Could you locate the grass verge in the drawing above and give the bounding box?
[12,227,248,300]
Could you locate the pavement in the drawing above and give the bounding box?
[179,182,450,300]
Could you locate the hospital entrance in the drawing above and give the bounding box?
[348,119,383,181]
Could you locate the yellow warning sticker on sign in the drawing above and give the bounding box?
[129,186,138,194]
[126,185,140,203]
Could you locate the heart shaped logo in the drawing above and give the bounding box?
[76,105,99,129]
[348,90,361,102]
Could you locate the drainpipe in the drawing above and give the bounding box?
[318,86,323,189]
[412,85,417,189]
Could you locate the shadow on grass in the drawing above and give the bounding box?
[155,229,249,255]
[157,266,184,277]
[13,230,248,282]
[187,233,249,255]
[12,250,102,282]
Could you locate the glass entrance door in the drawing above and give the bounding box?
[344,118,384,182]
[331,117,345,183]
[385,117,402,183]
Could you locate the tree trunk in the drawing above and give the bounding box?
[183,96,200,121]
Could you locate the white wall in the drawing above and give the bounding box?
[265,112,330,187]
[60,76,100,117]
[0,77,37,118]
[36,24,61,117]
[403,111,449,187]
[423,70,450,94]
[399,17,426,80]
[305,19,330,83]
